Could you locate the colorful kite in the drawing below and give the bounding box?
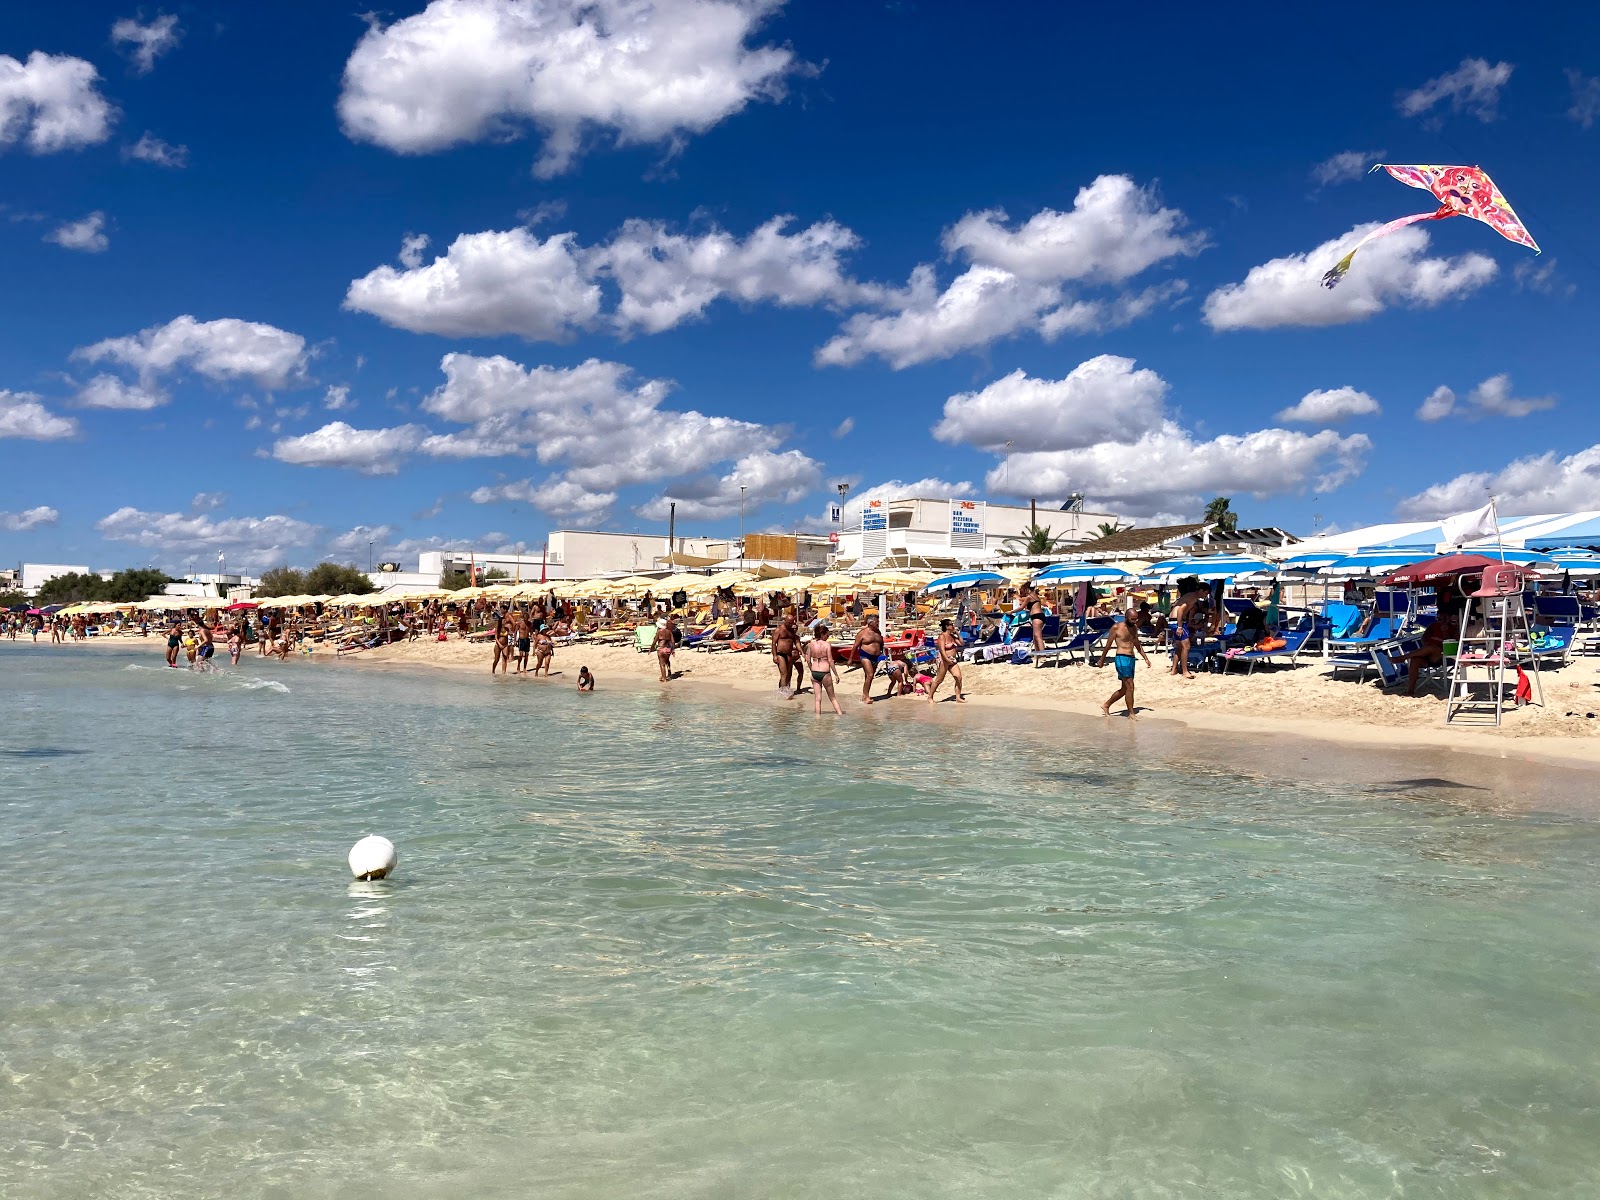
[1321,163,1539,289]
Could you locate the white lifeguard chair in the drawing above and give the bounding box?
[1445,563,1543,727]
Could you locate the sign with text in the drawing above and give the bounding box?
[949,499,986,549]
[861,498,888,559]
[829,503,843,525]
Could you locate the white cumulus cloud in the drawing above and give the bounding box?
[337,0,797,176]
[347,215,871,341]
[470,476,619,524]
[0,505,59,531]
[1399,57,1513,122]
[987,425,1370,520]
[46,211,108,252]
[598,216,874,334]
[74,315,310,391]
[1311,149,1385,186]
[269,422,431,475]
[0,51,115,154]
[76,373,167,409]
[96,506,320,569]
[345,228,601,340]
[122,131,187,166]
[638,448,822,520]
[111,14,182,75]
[1202,223,1496,331]
[934,356,1168,453]
[0,390,77,439]
[1274,386,1381,424]
[1415,373,1555,422]
[1397,443,1600,518]
[818,175,1200,368]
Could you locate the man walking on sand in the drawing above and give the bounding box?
[1097,613,1151,718]
[852,613,886,704]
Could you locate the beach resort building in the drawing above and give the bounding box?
[832,496,1127,572]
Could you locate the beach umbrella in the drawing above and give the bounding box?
[1320,546,1435,577]
[1544,547,1600,576]
[1033,563,1135,585]
[922,569,1006,594]
[1454,546,1554,566]
[1146,555,1277,582]
[224,600,258,610]
[1379,553,1536,586]
[1278,550,1346,570]
[996,566,1036,585]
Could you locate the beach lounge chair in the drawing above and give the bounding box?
[1373,637,1425,690]
[1328,613,1405,651]
[703,625,765,653]
[1319,602,1365,641]
[1220,622,1316,674]
[633,625,661,653]
[1031,617,1113,668]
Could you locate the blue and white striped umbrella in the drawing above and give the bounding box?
[1033,563,1134,584]
[1321,546,1434,577]
[1465,545,1556,566]
[1279,550,1345,570]
[921,570,1006,594]
[1145,555,1277,582]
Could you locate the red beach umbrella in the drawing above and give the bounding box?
[224,601,259,610]
[1379,554,1536,586]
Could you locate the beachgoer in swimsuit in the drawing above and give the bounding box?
[227,622,243,666]
[491,613,509,675]
[513,615,531,674]
[852,613,886,704]
[1017,582,1046,652]
[577,666,594,692]
[1097,614,1152,718]
[806,624,843,716]
[925,619,967,704]
[772,615,800,696]
[533,630,554,676]
[1168,584,1207,678]
[654,617,676,682]
[166,622,181,668]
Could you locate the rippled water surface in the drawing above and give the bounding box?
[4,644,1599,1198]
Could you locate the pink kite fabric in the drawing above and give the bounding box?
[1321,163,1539,289]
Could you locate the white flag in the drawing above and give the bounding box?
[217,551,225,562]
[1440,502,1497,548]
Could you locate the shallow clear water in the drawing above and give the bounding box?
[3,643,1599,1198]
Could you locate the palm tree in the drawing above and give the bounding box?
[1093,521,1128,539]
[1002,523,1067,557]
[1203,497,1238,533]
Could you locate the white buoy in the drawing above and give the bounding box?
[348,835,397,881]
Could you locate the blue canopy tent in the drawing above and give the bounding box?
[1523,515,1600,550]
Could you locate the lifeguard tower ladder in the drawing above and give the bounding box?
[1445,564,1543,727]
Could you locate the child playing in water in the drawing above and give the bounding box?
[577,666,594,692]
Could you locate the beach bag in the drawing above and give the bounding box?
[1009,647,1032,664]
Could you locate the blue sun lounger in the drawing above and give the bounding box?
[1220,622,1315,674]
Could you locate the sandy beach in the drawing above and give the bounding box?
[310,631,1600,770]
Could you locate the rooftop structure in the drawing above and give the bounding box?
[834,497,1127,572]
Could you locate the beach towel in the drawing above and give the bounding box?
[1514,665,1532,706]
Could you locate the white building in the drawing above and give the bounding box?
[20,563,89,593]
[833,497,1127,571]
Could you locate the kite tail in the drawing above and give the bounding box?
[1321,251,1357,289]
[1320,209,1451,290]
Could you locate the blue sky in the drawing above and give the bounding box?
[3,1,1598,573]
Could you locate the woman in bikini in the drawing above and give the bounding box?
[806,624,843,716]
[771,613,800,696]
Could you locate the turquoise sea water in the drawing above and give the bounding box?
[3,643,1599,1198]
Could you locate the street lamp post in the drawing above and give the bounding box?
[368,541,373,573]
[739,485,748,566]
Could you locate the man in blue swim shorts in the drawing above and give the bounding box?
[1096,613,1152,718]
